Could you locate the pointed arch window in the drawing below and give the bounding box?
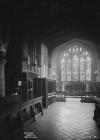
[61,58,66,81]
[60,46,91,82]
[66,57,71,81]
[80,57,85,81]
[72,55,79,81]
[86,56,91,81]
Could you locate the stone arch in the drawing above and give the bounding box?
[50,39,100,83]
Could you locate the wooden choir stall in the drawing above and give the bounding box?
[0,72,56,137]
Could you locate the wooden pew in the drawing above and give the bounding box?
[48,92,56,105]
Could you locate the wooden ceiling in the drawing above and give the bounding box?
[0,0,100,51]
[0,1,100,16]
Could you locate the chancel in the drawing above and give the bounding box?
[51,39,100,97]
[0,0,100,140]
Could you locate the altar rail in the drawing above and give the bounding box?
[80,92,100,97]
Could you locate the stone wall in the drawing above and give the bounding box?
[50,39,100,83]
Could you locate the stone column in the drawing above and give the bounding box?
[0,45,6,97]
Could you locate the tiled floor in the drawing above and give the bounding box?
[24,98,100,140]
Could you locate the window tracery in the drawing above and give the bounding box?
[61,46,91,81]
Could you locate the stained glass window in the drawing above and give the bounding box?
[80,47,82,51]
[72,55,79,81]
[72,47,75,53]
[86,56,91,81]
[66,58,71,81]
[61,58,66,81]
[69,48,71,53]
[61,46,91,82]
[80,57,85,81]
[76,47,78,53]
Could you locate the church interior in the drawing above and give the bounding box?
[0,0,100,139]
